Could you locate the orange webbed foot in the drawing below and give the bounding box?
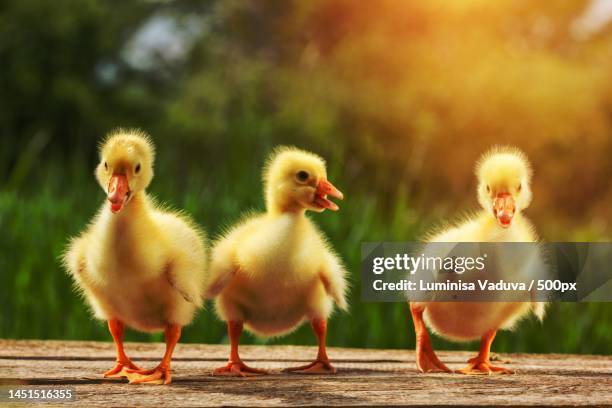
[213,361,268,377]
[103,360,142,378]
[410,305,452,374]
[416,349,452,373]
[284,359,337,374]
[125,365,171,385]
[415,336,452,373]
[456,356,514,375]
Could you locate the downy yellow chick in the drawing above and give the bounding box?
[411,146,545,375]
[206,146,347,376]
[63,130,207,384]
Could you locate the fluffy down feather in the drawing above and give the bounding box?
[63,129,207,332]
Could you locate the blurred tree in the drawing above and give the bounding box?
[0,0,162,183]
[162,0,612,238]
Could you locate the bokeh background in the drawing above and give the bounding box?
[1,0,610,355]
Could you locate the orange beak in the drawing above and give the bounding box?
[314,178,344,211]
[107,174,130,213]
[493,192,515,228]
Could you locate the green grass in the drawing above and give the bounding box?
[0,155,610,355]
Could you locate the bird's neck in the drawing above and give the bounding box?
[97,191,157,272]
[267,201,307,217]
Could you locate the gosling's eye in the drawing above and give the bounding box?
[104,162,108,171]
[486,185,490,193]
[296,170,309,182]
[517,183,522,192]
[135,163,141,174]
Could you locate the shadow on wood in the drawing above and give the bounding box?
[0,340,610,406]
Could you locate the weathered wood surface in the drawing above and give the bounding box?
[0,340,610,407]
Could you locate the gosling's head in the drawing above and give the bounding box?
[264,146,343,214]
[476,146,532,228]
[95,129,155,214]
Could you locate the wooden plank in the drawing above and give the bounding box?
[0,340,610,406]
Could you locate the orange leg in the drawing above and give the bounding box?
[410,304,452,373]
[213,321,268,377]
[284,319,336,374]
[103,319,142,378]
[126,324,182,384]
[457,329,514,375]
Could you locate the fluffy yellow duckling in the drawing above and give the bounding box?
[206,146,347,376]
[411,146,545,375]
[63,130,207,384]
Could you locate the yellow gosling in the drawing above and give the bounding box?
[206,146,348,376]
[63,129,207,384]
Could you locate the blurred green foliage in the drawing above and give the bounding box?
[0,0,610,354]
